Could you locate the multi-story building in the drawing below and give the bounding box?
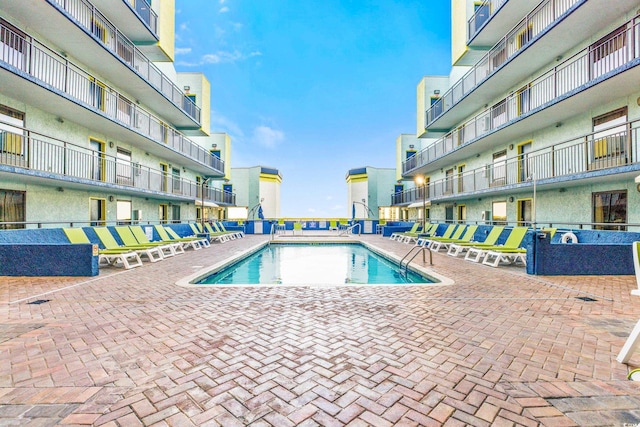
[346,166,397,220]
[395,0,640,231]
[0,0,234,229]
[230,166,282,220]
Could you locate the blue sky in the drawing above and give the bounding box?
[174,0,452,217]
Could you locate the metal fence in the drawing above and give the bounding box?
[430,0,582,127]
[408,14,640,174]
[50,0,199,124]
[0,129,235,206]
[395,120,640,204]
[0,22,220,172]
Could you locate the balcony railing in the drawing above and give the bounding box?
[0,23,221,172]
[0,128,235,206]
[394,119,640,205]
[50,0,200,124]
[127,0,158,33]
[467,0,508,41]
[429,0,581,127]
[407,14,640,174]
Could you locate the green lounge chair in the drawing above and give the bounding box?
[115,226,175,258]
[465,226,529,263]
[162,226,210,249]
[414,223,440,246]
[390,223,419,241]
[63,227,143,269]
[93,227,163,263]
[212,222,243,239]
[447,226,505,257]
[422,224,458,248]
[130,225,185,255]
[217,222,244,238]
[329,220,339,231]
[428,225,478,252]
[153,225,204,250]
[197,223,230,243]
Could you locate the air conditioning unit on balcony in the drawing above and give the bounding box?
[481,210,491,224]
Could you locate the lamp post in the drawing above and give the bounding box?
[415,175,426,226]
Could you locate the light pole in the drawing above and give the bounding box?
[415,175,426,226]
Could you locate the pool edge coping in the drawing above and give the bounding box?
[175,239,455,288]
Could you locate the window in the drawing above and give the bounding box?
[0,19,28,71]
[0,189,25,229]
[492,150,507,186]
[591,25,628,78]
[116,200,131,225]
[591,107,627,164]
[593,190,627,230]
[492,201,507,225]
[116,148,132,185]
[0,104,25,156]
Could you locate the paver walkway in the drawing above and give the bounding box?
[1,233,640,426]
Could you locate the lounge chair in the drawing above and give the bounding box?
[130,225,185,255]
[217,222,244,238]
[153,225,204,250]
[212,222,244,239]
[390,223,419,241]
[190,223,228,243]
[163,226,210,249]
[115,226,176,258]
[465,226,529,264]
[428,225,478,252]
[63,227,143,269]
[414,223,440,246]
[293,222,303,235]
[329,220,339,231]
[93,227,163,263]
[476,227,529,267]
[421,224,458,248]
[447,226,505,257]
[206,223,233,241]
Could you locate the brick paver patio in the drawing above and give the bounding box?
[1,233,640,426]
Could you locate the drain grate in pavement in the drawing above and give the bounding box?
[575,296,598,302]
[27,299,50,305]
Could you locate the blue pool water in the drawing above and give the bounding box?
[194,243,434,285]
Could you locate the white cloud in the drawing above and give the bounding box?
[332,205,344,211]
[211,111,244,139]
[174,47,192,55]
[219,6,229,13]
[219,0,226,3]
[253,125,284,148]
[176,50,261,67]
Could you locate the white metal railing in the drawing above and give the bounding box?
[467,0,508,41]
[429,0,581,127]
[0,23,222,173]
[0,127,235,205]
[50,0,199,123]
[395,119,640,205]
[406,14,640,174]
[126,0,158,33]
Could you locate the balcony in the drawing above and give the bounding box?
[1,1,200,129]
[407,14,640,175]
[0,24,222,176]
[429,0,583,129]
[394,119,640,205]
[0,128,235,206]
[467,0,544,48]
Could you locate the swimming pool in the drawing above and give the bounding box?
[192,243,436,286]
